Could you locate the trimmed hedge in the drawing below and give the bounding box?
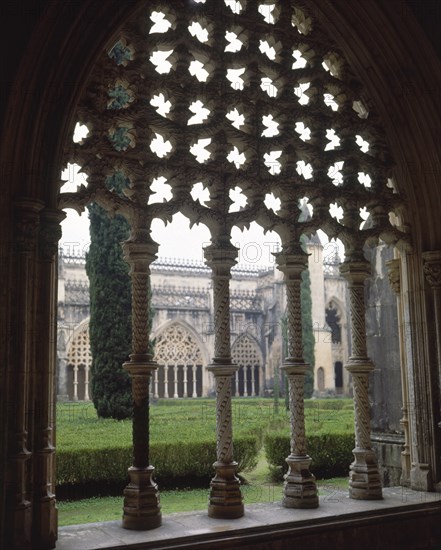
[56,436,259,487]
[265,432,354,480]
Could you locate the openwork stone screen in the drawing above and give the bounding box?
[153,323,204,398]
[67,322,92,401]
[232,334,262,396]
[67,323,92,368]
[58,0,410,517]
[154,323,204,365]
[61,0,407,255]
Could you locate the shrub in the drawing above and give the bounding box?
[56,436,259,487]
[264,431,354,480]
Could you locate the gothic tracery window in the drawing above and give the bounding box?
[232,334,262,397]
[61,0,407,257]
[67,322,92,401]
[153,323,205,398]
[58,0,410,514]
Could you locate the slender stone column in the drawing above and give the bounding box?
[173,366,178,399]
[32,208,64,548]
[73,366,79,401]
[244,367,249,397]
[6,199,43,549]
[251,366,256,397]
[205,242,244,519]
[84,365,90,401]
[183,366,188,398]
[340,260,382,500]
[275,249,318,509]
[387,258,411,486]
[192,365,197,398]
[122,238,161,530]
[164,365,169,398]
[153,371,159,399]
[235,370,239,397]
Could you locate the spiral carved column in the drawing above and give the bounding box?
[276,250,318,509]
[122,238,161,530]
[340,261,382,500]
[205,242,244,519]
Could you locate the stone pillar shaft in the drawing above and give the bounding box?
[122,239,161,531]
[6,199,43,549]
[422,251,441,489]
[32,209,64,549]
[276,250,318,509]
[340,260,382,500]
[205,242,244,519]
[192,365,197,398]
[387,258,411,486]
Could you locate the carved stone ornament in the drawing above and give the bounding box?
[14,199,44,254]
[39,209,65,260]
[423,251,441,288]
[56,0,411,525]
[386,258,401,294]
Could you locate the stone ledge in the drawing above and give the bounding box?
[57,488,441,550]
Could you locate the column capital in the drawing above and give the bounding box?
[204,240,238,273]
[122,237,158,271]
[14,198,45,254]
[339,260,371,283]
[274,248,308,279]
[422,250,441,288]
[39,208,66,260]
[386,258,401,294]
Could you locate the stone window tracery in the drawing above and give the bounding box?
[60,0,407,257]
[58,0,410,521]
[67,322,92,401]
[153,323,204,398]
[232,334,262,397]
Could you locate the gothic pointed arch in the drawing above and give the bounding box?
[3,0,441,546]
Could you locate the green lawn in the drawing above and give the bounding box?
[56,397,354,450]
[56,397,354,526]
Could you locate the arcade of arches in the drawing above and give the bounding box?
[57,239,348,403]
[1,1,440,549]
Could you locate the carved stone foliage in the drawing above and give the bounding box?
[423,251,441,288]
[59,0,408,256]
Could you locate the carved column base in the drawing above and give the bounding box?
[208,461,244,519]
[123,466,161,530]
[400,450,411,487]
[349,449,383,500]
[410,462,432,492]
[9,502,32,549]
[283,455,319,509]
[34,497,57,549]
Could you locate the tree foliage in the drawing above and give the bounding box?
[86,173,132,420]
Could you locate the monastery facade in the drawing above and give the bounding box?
[57,238,350,402]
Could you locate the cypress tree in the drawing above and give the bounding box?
[86,172,132,420]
